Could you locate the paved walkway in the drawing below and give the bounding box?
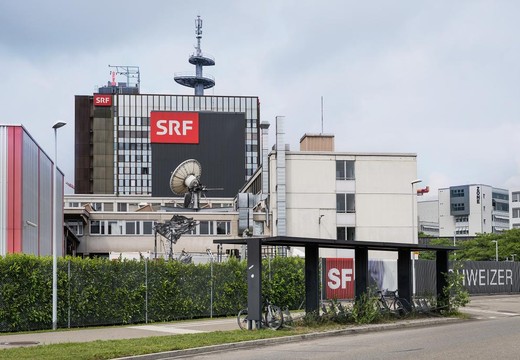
[1,294,518,354]
[0,318,239,349]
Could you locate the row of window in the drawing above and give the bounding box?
[451,203,465,211]
[89,220,231,236]
[451,189,465,197]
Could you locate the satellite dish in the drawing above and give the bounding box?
[170,159,202,195]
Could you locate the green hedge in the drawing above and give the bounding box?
[0,254,304,332]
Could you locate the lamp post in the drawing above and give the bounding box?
[411,179,422,243]
[52,121,66,330]
[410,179,422,297]
[491,240,498,262]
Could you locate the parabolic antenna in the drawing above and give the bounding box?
[170,159,202,195]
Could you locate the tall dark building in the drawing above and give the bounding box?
[74,93,260,196]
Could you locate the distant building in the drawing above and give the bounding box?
[438,184,509,237]
[417,200,439,237]
[510,188,520,229]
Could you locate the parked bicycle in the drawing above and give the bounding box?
[376,289,410,317]
[237,298,284,330]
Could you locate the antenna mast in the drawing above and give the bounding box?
[174,15,215,95]
[321,96,324,134]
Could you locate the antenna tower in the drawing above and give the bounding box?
[174,15,215,95]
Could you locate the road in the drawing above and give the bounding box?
[176,295,520,360]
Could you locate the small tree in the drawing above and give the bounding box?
[441,261,470,315]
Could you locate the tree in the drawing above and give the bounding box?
[419,229,520,261]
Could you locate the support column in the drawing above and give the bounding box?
[304,244,319,314]
[355,247,368,300]
[397,249,412,310]
[436,250,449,310]
[247,238,262,329]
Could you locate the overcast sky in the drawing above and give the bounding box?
[1,1,520,198]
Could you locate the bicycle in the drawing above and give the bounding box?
[377,289,410,317]
[237,298,284,330]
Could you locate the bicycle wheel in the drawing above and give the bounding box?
[265,305,283,330]
[393,299,409,317]
[237,309,249,330]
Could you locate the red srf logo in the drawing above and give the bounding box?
[93,94,112,106]
[325,258,354,299]
[150,111,199,144]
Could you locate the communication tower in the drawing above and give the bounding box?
[174,15,215,95]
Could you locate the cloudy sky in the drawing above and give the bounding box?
[1,1,520,198]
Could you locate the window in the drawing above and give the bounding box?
[66,221,83,236]
[451,203,465,212]
[451,189,465,197]
[143,221,154,234]
[217,221,231,235]
[117,203,128,212]
[513,192,520,202]
[91,202,102,211]
[90,221,104,235]
[336,160,355,180]
[199,221,213,235]
[337,227,355,241]
[513,208,520,218]
[126,221,138,235]
[107,221,122,235]
[337,194,355,213]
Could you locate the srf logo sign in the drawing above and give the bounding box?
[93,94,112,106]
[150,111,199,144]
[325,258,354,299]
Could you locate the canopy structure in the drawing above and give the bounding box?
[214,236,457,328]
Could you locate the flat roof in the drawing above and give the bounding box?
[214,236,457,252]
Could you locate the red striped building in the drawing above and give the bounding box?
[0,125,64,256]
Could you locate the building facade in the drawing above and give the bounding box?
[417,200,440,237]
[0,125,65,256]
[510,188,520,229]
[239,127,420,260]
[64,194,238,259]
[75,93,260,196]
[438,184,509,237]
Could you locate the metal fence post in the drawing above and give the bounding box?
[68,260,71,329]
[145,258,148,324]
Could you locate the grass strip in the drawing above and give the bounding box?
[0,328,311,360]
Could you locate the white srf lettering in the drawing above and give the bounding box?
[327,268,352,290]
[155,120,194,136]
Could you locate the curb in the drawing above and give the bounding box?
[115,317,461,360]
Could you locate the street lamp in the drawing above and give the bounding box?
[491,240,498,262]
[52,121,66,330]
[411,179,422,243]
[410,179,422,298]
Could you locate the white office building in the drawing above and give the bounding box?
[438,184,509,238]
